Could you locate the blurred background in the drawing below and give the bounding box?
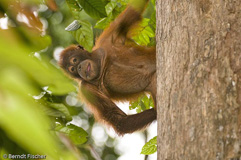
[0,0,156,159]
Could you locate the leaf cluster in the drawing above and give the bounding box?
[65,0,156,51]
[0,0,119,159]
[129,95,154,113]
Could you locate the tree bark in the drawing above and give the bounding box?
[156,1,241,160]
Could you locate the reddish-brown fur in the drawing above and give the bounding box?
[59,1,156,135]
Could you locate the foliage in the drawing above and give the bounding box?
[76,0,107,19]
[65,0,156,50]
[0,0,118,159]
[0,0,156,159]
[141,136,157,155]
[129,95,154,113]
[95,0,128,29]
[131,18,155,45]
[55,124,88,145]
[67,20,93,52]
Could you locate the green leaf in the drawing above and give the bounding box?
[142,96,150,109]
[0,30,75,95]
[0,69,60,159]
[150,98,154,108]
[129,100,139,110]
[150,12,156,29]
[56,124,88,145]
[44,103,72,121]
[151,0,156,5]
[28,34,52,51]
[66,0,83,19]
[11,27,52,52]
[76,0,107,19]
[140,101,146,111]
[95,14,113,29]
[94,0,117,29]
[105,1,117,15]
[131,18,155,45]
[129,95,154,112]
[69,20,94,52]
[141,136,157,155]
[95,0,128,29]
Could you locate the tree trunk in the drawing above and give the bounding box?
[156,1,241,160]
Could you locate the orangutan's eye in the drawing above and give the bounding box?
[68,66,75,73]
[70,57,79,64]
